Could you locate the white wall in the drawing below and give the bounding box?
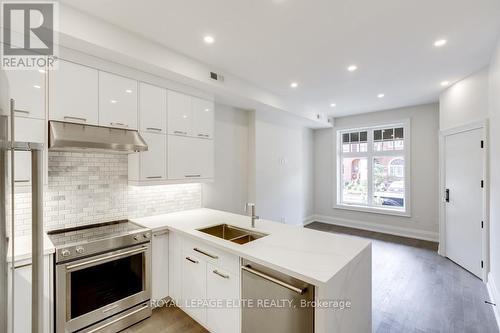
[488,37,500,320]
[203,104,249,214]
[252,110,315,226]
[439,68,490,130]
[314,104,440,241]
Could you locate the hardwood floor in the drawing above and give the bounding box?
[123,222,499,333]
[121,305,209,333]
[307,222,499,333]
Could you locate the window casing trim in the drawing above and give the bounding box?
[334,119,412,217]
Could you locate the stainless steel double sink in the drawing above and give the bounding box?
[197,224,268,245]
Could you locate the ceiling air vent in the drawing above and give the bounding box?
[210,71,224,82]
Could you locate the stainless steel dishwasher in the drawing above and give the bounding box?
[241,259,314,333]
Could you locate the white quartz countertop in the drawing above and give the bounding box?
[132,208,371,286]
[7,233,55,265]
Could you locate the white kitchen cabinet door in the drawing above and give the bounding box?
[152,230,169,304]
[139,82,167,134]
[99,72,138,129]
[49,60,98,125]
[140,132,167,181]
[192,97,214,139]
[8,256,53,333]
[167,135,214,180]
[181,253,207,325]
[206,264,240,333]
[167,90,192,136]
[168,232,182,303]
[6,69,45,119]
[14,117,45,185]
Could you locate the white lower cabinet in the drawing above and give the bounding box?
[172,234,240,333]
[182,252,207,324]
[8,255,53,333]
[206,263,241,333]
[151,230,169,304]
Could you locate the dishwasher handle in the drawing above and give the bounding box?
[242,265,306,295]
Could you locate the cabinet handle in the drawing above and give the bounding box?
[193,248,218,259]
[14,109,30,115]
[14,179,30,183]
[110,122,128,128]
[146,127,163,132]
[184,174,201,178]
[146,176,162,179]
[197,134,210,138]
[174,130,187,135]
[213,270,230,279]
[153,230,169,237]
[64,116,87,123]
[185,257,199,264]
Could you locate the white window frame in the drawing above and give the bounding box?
[335,119,411,217]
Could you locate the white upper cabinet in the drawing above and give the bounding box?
[6,69,45,119]
[139,82,167,134]
[167,90,192,136]
[167,135,214,180]
[192,97,214,139]
[140,132,167,181]
[49,59,99,125]
[99,72,138,129]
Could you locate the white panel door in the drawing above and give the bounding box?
[14,117,45,185]
[140,132,166,181]
[181,253,207,324]
[49,60,98,125]
[192,97,214,139]
[167,90,192,136]
[139,82,167,133]
[206,264,240,333]
[445,128,483,278]
[99,72,138,129]
[6,69,45,119]
[152,231,169,303]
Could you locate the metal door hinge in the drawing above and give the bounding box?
[482,221,484,229]
[481,260,484,269]
[481,180,484,188]
[481,140,484,149]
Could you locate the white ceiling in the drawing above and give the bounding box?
[60,0,500,117]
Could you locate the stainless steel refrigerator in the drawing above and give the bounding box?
[1,68,44,333]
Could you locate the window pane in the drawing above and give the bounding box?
[359,143,368,152]
[341,158,368,205]
[372,157,405,210]
[360,131,368,142]
[342,144,350,153]
[342,133,350,143]
[394,140,404,150]
[383,128,394,140]
[350,132,359,142]
[383,141,394,151]
[374,130,382,141]
[395,127,404,139]
[373,142,382,151]
[350,143,359,152]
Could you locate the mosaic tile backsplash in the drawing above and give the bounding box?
[13,152,202,235]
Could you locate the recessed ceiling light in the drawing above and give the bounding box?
[204,108,210,112]
[330,103,337,108]
[434,39,447,47]
[203,35,215,44]
[347,65,358,72]
[110,99,118,104]
[441,81,450,87]
[377,93,385,98]
[125,89,133,94]
[290,82,299,88]
[182,115,188,119]
[33,84,41,89]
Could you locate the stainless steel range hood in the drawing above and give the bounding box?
[49,121,148,153]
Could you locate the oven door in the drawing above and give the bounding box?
[55,243,151,333]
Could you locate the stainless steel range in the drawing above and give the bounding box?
[48,220,152,333]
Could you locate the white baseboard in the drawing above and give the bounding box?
[302,215,316,226]
[311,214,439,242]
[487,273,500,328]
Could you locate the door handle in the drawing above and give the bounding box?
[445,189,450,203]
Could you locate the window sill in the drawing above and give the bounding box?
[334,204,411,217]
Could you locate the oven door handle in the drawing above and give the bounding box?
[65,246,147,271]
